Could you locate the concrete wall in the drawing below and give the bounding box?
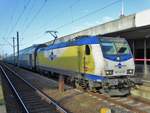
[57,15,135,42]
[135,9,150,27]
[46,9,150,45]
[46,14,136,45]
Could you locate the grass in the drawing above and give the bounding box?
[0,85,5,105]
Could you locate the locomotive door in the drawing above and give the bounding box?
[84,45,91,73]
[29,54,32,68]
[79,45,92,74]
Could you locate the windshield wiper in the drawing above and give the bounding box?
[117,47,127,53]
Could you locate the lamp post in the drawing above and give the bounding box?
[120,0,124,17]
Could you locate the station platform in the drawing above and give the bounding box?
[135,64,150,81]
[133,64,150,99]
[0,76,7,113]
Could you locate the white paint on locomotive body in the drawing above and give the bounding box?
[44,47,67,61]
[91,44,105,76]
[104,58,135,76]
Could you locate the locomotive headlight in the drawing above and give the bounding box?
[105,70,113,75]
[127,69,134,74]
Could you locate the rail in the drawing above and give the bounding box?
[0,63,68,113]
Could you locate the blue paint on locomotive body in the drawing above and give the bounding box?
[104,54,133,62]
[84,74,106,82]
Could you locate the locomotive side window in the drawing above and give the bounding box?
[51,51,53,60]
[85,45,90,55]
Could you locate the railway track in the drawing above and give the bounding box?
[2,63,150,113]
[0,63,68,113]
[66,78,150,113]
[74,82,150,113]
[27,70,150,113]
[86,91,150,113]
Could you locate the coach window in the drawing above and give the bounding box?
[85,45,90,55]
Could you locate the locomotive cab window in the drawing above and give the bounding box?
[85,45,90,55]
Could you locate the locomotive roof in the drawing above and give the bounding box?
[40,36,125,51]
[19,44,46,55]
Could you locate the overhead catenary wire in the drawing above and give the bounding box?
[7,0,31,37]
[20,0,80,47]
[3,0,18,39]
[19,0,121,49]
[1,1,19,49]
[22,0,48,35]
[22,0,121,48]
[5,0,47,52]
[2,37,13,47]
[28,0,81,38]
[54,0,121,30]
[20,33,45,47]
[21,0,36,32]
[39,0,81,30]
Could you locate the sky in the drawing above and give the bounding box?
[0,0,150,55]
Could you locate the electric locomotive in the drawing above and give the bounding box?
[36,36,138,96]
[5,35,140,96]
